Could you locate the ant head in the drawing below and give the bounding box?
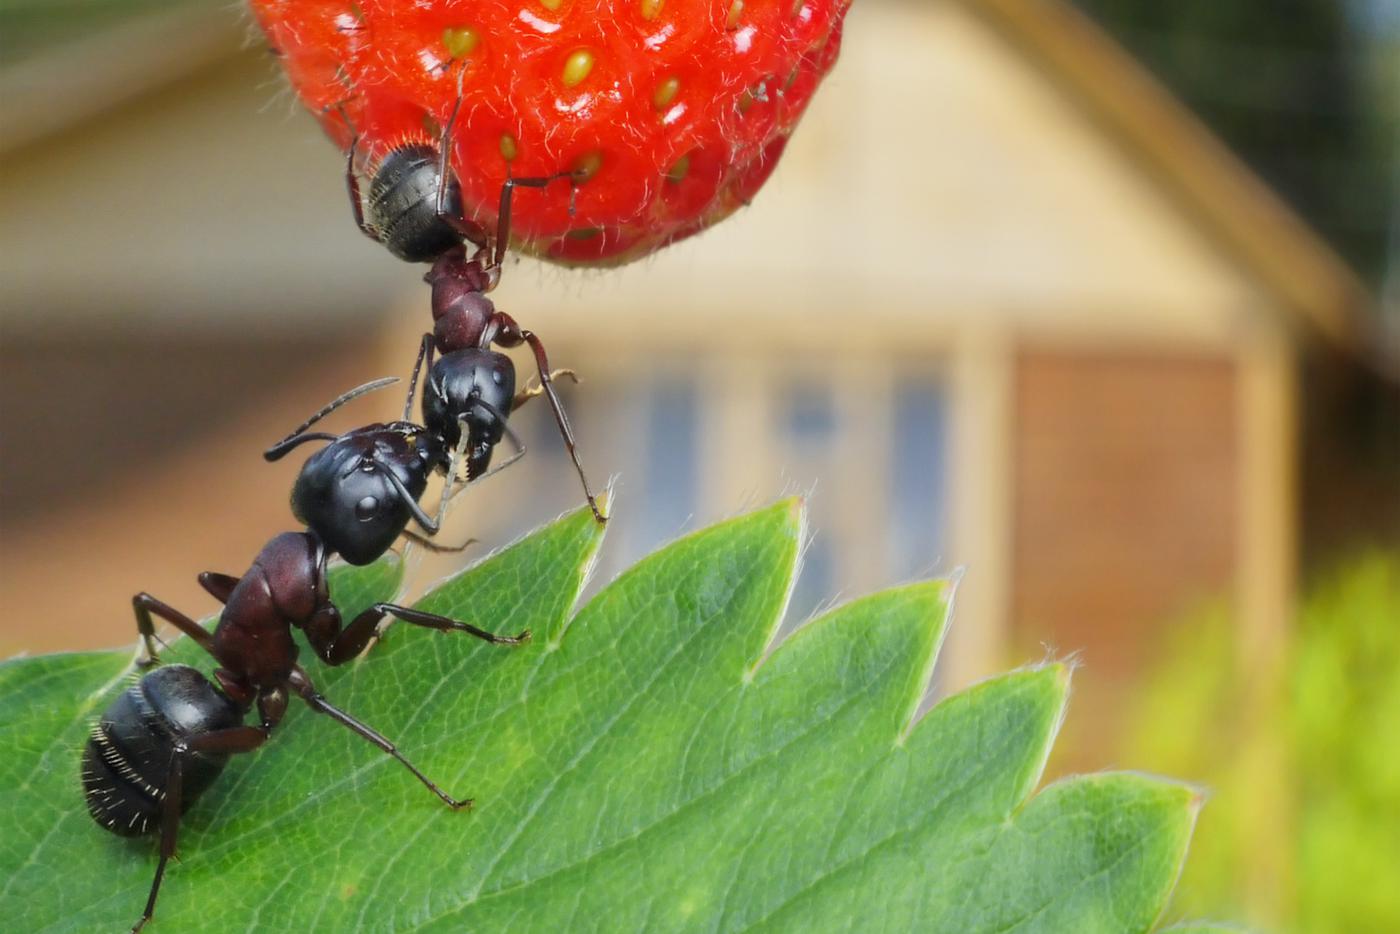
[423,349,517,479]
[368,143,463,263]
[291,425,437,565]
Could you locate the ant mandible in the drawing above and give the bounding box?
[342,83,607,525]
[81,380,530,933]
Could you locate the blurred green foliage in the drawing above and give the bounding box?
[1073,0,1397,289]
[0,0,219,63]
[1122,555,1400,933]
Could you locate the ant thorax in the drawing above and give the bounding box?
[428,250,498,352]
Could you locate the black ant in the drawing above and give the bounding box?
[340,85,607,525]
[81,381,530,933]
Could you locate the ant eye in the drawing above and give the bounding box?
[355,496,379,521]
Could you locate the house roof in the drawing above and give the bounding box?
[956,0,1381,359]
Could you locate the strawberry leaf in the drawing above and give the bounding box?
[1,501,1205,931]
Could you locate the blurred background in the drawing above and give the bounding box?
[2,0,1397,930]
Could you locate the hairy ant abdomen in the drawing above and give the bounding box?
[368,144,464,262]
[82,665,242,838]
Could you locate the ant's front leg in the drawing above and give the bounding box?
[131,593,215,667]
[404,333,436,421]
[488,313,605,524]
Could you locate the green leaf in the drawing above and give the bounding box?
[0,501,1204,931]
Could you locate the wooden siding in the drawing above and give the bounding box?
[1011,349,1238,677]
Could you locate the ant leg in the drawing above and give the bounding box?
[288,666,472,809]
[198,572,240,605]
[513,368,579,410]
[490,173,577,269]
[401,530,477,553]
[433,70,490,245]
[264,377,400,461]
[131,594,214,666]
[489,313,605,523]
[376,604,529,644]
[319,602,528,665]
[404,333,436,421]
[134,719,273,933]
[344,131,379,242]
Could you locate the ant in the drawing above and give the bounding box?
[340,82,607,525]
[81,380,531,933]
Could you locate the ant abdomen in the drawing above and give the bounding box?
[368,144,463,262]
[82,665,242,838]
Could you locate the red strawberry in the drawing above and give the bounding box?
[249,0,850,265]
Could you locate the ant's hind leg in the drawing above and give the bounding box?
[288,666,472,810]
[344,129,379,242]
[131,593,215,666]
[134,715,275,933]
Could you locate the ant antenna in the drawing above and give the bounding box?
[264,432,341,463]
[376,457,441,535]
[264,377,400,461]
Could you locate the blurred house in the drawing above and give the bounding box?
[2,0,1394,748]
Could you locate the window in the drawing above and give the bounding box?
[639,377,699,552]
[890,380,948,579]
